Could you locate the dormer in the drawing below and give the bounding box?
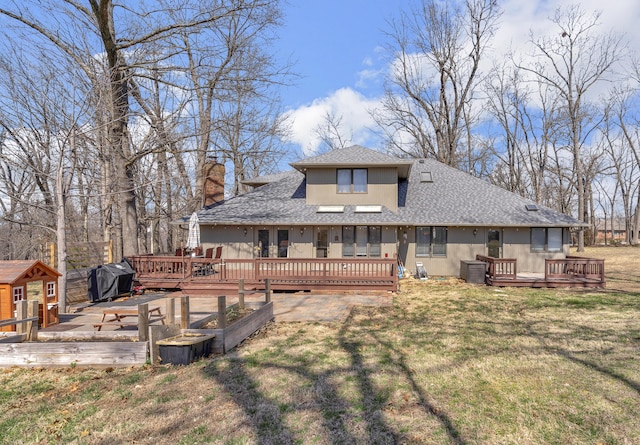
[290,145,412,212]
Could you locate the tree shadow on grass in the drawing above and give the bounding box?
[200,311,415,445]
[199,307,478,444]
[202,357,298,444]
[339,311,467,445]
[525,319,640,395]
[202,353,367,444]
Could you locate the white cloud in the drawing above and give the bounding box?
[282,88,383,155]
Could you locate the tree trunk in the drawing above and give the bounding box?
[55,168,68,313]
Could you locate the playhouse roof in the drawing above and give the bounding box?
[0,260,61,285]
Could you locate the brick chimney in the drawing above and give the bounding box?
[203,156,225,207]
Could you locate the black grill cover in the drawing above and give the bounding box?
[87,261,135,302]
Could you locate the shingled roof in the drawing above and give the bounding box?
[197,146,584,228]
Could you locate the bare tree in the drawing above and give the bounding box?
[0,0,290,256]
[484,63,566,205]
[376,0,500,168]
[161,0,290,209]
[518,5,625,251]
[0,44,92,311]
[313,112,352,153]
[603,87,640,245]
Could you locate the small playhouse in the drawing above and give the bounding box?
[0,260,61,332]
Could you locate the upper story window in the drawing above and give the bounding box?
[337,168,367,193]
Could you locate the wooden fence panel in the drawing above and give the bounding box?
[42,241,113,269]
[0,341,148,367]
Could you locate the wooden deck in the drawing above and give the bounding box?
[128,256,399,293]
[475,255,606,288]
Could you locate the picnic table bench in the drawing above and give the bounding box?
[93,305,166,331]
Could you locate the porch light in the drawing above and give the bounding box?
[243,228,247,235]
[473,228,478,236]
[300,227,305,236]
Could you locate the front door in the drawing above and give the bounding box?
[487,229,501,258]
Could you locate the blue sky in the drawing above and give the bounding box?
[276,0,640,157]
[278,0,398,108]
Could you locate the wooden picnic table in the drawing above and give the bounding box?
[94,305,165,331]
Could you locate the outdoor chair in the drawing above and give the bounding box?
[174,248,187,273]
[201,246,222,276]
[205,246,222,259]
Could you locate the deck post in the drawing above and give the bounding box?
[238,279,245,309]
[166,298,176,325]
[15,301,27,335]
[265,279,271,303]
[138,303,149,342]
[27,300,38,341]
[217,295,227,329]
[180,296,190,329]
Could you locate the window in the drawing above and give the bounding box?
[416,227,431,256]
[531,228,563,252]
[258,230,269,257]
[343,226,355,257]
[13,286,25,304]
[432,227,447,256]
[337,168,367,193]
[531,228,545,252]
[46,282,56,298]
[342,226,381,257]
[416,227,447,257]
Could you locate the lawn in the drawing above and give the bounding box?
[1,246,639,444]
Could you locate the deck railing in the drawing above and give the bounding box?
[475,255,517,279]
[475,254,605,286]
[128,255,398,290]
[546,256,605,281]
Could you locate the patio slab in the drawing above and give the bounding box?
[41,290,394,334]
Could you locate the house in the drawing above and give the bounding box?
[0,260,61,331]
[195,145,585,278]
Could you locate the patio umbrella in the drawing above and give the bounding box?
[186,212,200,249]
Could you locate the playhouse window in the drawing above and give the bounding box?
[47,282,56,298]
[13,286,25,303]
